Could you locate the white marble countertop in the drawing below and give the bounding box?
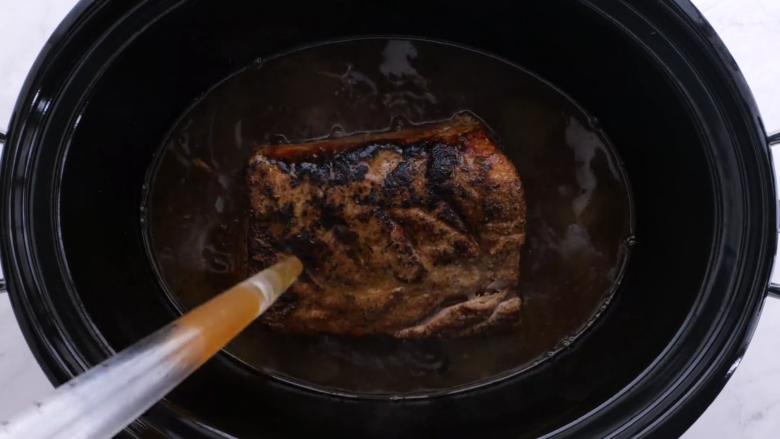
[1,0,780,437]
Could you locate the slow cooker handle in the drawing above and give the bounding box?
[0,130,5,293]
[768,130,780,299]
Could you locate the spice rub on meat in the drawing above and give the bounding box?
[246,114,526,338]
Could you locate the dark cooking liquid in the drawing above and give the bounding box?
[145,39,633,396]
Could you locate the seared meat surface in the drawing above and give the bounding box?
[246,114,526,337]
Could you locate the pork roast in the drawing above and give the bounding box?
[246,114,526,337]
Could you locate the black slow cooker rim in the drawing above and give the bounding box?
[1,1,196,437]
[1,0,776,438]
[550,0,778,437]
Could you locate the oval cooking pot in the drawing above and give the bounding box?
[1,0,779,438]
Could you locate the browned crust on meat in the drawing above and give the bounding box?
[259,114,497,161]
[247,114,525,337]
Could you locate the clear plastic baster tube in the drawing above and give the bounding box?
[0,257,302,439]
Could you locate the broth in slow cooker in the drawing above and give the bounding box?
[144,38,633,396]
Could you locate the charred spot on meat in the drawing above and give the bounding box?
[246,114,526,337]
